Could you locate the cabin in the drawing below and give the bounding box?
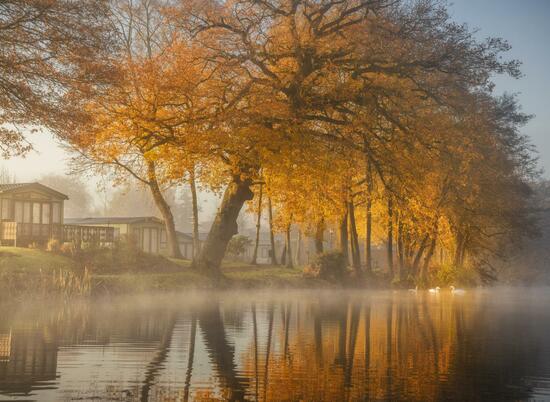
[0,183,115,247]
[65,216,202,259]
[0,183,67,246]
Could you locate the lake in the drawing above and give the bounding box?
[0,288,549,401]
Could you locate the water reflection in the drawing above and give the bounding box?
[0,289,549,401]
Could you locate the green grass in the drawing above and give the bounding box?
[0,247,73,273]
[0,246,333,295]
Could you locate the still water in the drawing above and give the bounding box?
[0,288,550,401]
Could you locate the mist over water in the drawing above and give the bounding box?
[0,288,549,401]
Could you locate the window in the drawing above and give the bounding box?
[42,203,50,224]
[132,228,140,245]
[52,203,60,223]
[23,202,31,223]
[33,203,41,224]
[151,228,158,254]
[14,201,23,223]
[1,199,10,220]
[143,228,151,253]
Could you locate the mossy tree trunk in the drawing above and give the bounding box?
[196,173,254,276]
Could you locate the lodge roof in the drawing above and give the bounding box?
[0,182,69,200]
[65,216,164,225]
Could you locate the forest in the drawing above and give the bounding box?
[0,0,542,287]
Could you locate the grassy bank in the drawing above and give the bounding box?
[0,247,331,297]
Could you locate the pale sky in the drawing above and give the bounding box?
[2,0,550,182]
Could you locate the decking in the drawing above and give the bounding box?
[0,222,114,247]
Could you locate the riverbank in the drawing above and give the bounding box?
[0,247,333,297]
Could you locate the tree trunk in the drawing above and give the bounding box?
[348,200,361,275]
[285,223,294,268]
[280,244,287,266]
[412,234,429,275]
[365,188,373,275]
[454,232,468,267]
[189,166,200,262]
[315,218,324,254]
[196,173,254,276]
[396,213,404,282]
[295,229,302,266]
[386,197,394,277]
[420,236,437,286]
[339,207,349,265]
[268,197,278,265]
[251,183,263,265]
[146,161,183,259]
[285,223,293,268]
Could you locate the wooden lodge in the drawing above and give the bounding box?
[0,183,114,247]
[65,216,202,258]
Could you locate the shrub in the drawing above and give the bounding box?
[307,251,347,282]
[431,263,479,287]
[226,235,252,261]
[60,241,78,257]
[46,238,61,253]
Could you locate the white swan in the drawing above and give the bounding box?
[450,285,465,295]
[408,286,418,293]
[428,286,440,294]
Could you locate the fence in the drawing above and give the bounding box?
[0,222,114,246]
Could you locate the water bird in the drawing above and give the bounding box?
[408,286,418,293]
[428,286,440,294]
[450,285,465,295]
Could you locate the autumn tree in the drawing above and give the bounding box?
[0,0,112,157]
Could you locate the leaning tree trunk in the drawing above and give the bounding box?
[386,197,394,278]
[267,197,278,265]
[251,183,263,265]
[315,218,325,254]
[146,161,183,259]
[196,173,254,276]
[348,200,361,275]
[189,166,200,262]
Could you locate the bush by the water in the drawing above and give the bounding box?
[307,251,347,282]
[430,263,480,287]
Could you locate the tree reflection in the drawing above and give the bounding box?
[198,300,249,401]
[0,292,548,401]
